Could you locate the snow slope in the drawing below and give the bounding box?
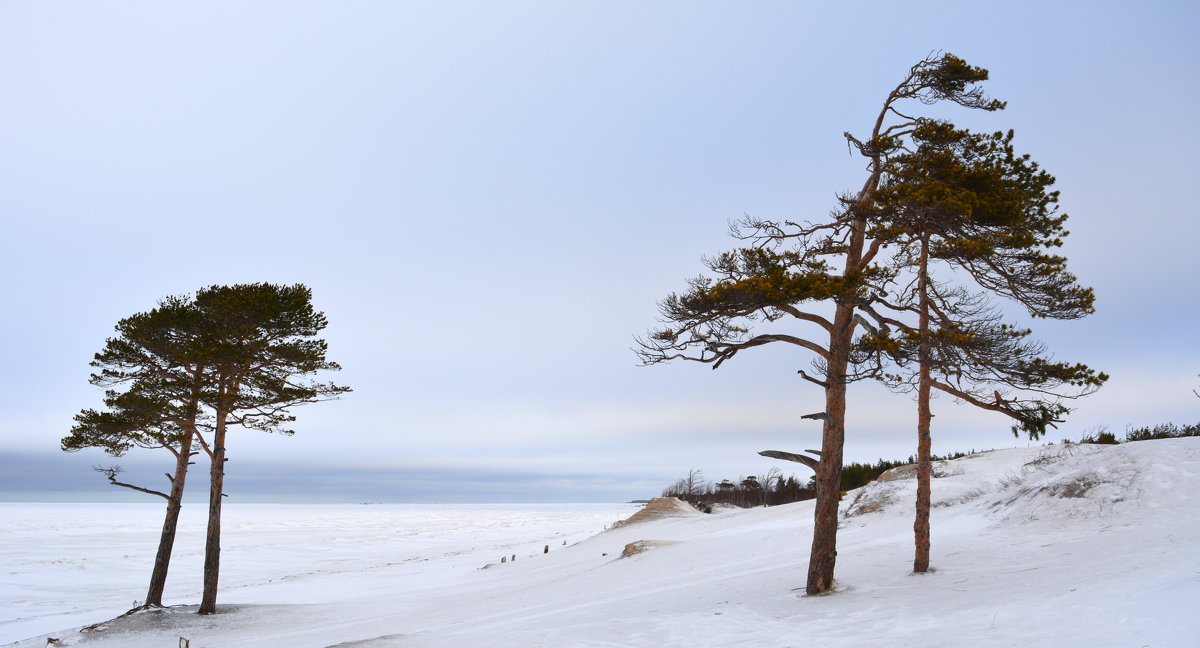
[7,439,1199,647]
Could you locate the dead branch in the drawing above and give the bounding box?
[95,466,170,500]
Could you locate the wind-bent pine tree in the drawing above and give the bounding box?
[193,283,349,615]
[637,53,1009,595]
[63,298,209,608]
[851,103,1108,573]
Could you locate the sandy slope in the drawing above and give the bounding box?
[10,438,1200,647]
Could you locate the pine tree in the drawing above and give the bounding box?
[192,283,349,615]
[63,297,208,608]
[65,284,348,615]
[637,53,1009,595]
[852,103,1107,573]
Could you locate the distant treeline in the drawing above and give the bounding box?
[663,450,977,511]
[661,468,812,510]
[1076,422,1200,444]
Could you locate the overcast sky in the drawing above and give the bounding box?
[2,2,1197,503]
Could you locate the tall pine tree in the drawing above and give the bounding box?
[638,53,1009,595]
[192,283,349,615]
[853,109,1107,573]
[63,297,208,608]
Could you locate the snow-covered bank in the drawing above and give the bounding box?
[7,439,1199,647]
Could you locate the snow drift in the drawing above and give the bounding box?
[7,438,1199,647]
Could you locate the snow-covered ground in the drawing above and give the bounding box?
[1,502,638,645]
[5,439,1199,647]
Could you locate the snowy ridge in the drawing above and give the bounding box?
[7,438,1199,647]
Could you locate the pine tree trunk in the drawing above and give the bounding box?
[914,233,933,574]
[804,189,872,595]
[198,421,226,615]
[806,301,852,595]
[144,431,194,607]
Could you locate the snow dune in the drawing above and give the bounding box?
[6,438,1199,647]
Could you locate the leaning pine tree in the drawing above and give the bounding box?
[853,115,1108,572]
[63,297,209,609]
[637,53,1010,595]
[192,283,349,615]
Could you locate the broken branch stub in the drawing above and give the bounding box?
[758,450,819,471]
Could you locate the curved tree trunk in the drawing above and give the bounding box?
[144,432,194,606]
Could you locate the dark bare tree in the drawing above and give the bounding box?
[638,53,1007,595]
[689,468,706,495]
[663,468,709,500]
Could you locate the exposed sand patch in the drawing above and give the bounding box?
[619,540,680,558]
[611,497,701,529]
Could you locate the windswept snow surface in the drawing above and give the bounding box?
[6,439,1200,647]
[1,503,638,645]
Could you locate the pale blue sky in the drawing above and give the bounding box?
[2,2,1197,502]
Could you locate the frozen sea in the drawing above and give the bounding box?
[0,501,639,644]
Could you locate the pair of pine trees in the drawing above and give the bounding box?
[62,283,348,614]
[638,53,1106,593]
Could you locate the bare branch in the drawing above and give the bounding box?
[95,466,171,501]
[797,369,829,388]
[758,450,819,471]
